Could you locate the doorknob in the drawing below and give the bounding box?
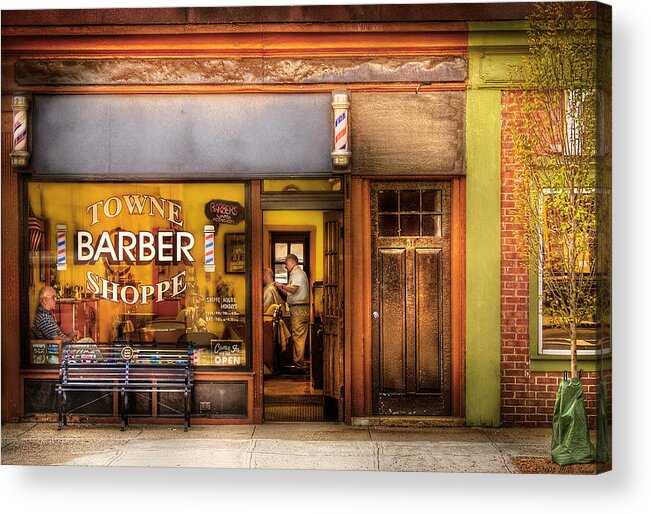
[372,311,379,320]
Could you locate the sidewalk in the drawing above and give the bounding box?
[1,422,552,472]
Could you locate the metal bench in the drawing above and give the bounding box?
[56,343,193,431]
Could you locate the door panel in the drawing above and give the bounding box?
[378,248,406,393]
[415,248,442,393]
[371,181,451,416]
[323,211,344,421]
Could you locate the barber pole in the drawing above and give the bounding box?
[204,225,215,272]
[10,95,31,169]
[56,225,67,271]
[331,92,352,168]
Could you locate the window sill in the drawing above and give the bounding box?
[529,354,612,373]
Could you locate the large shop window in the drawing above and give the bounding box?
[26,182,249,370]
[538,188,610,356]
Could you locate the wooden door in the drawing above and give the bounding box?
[323,211,344,421]
[371,182,452,416]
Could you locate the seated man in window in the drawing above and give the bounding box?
[263,268,284,314]
[263,268,290,352]
[32,286,80,342]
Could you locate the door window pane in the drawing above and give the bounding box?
[400,190,420,212]
[422,190,442,212]
[290,243,304,262]
[401,215,420,236]
[379,214,399,237]
[422,214,442,237]
[274,243,288,261]
[378,190,398,212]
[274,263,287,284]
[271,233,310,282]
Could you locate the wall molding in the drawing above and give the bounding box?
[15,56,467,86]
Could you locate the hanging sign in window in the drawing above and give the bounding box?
[204,199,245,226]
[73,194,197,305]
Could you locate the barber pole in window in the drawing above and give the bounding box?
[56,225,67,271]
[204,225,215,272]
[331,92,352,169]
[11,95,31,169]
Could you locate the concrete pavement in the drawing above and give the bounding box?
[1,422,552,472]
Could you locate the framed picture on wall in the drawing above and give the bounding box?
[225,233,245,273]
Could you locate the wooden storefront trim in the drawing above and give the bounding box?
[451,177,466,418]
[349,177,373,418]
[0,82,468,96]
[1,22,470,37]
[1,130,21,422]
[1,31,468,58]
[250,180,264,424]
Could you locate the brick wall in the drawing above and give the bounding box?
[500,91,612,428]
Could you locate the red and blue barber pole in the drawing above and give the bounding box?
[56,225,67,271]
[13,107,26,151]
[204,225,215,273]
[334,110,347,151]
[10,95,31,169]
[331,92,352,168]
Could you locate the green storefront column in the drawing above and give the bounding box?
[465,87,502,427]
[465,21,528,426]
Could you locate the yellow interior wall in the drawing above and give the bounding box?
[28,182,246,341]
[263,178,340,192]
[263,210,324,281]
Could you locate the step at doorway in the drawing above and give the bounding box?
[264,373,324,422]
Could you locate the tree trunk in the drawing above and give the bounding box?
[570,319,578,379]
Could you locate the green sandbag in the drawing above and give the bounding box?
[551,377,596,465]
[596,376,609,463]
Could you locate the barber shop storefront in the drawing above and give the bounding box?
[1,4,610,429]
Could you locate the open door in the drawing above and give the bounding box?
[322,211,344,421]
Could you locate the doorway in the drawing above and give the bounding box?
[261,210,344,422]
[370,181,452,416]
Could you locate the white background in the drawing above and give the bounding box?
[1,1,648,513]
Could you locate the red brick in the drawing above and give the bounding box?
[526,414,548,423]
[503,398,521,407]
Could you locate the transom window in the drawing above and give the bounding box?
[377,189,443,237]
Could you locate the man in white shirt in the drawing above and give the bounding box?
[275,253,310,368]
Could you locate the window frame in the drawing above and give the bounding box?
[22,180,252,372]
[535,187,610,357]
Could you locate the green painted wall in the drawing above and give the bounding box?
[465,87,502,427]
[464,20,610,424]
[464,21,528,427]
